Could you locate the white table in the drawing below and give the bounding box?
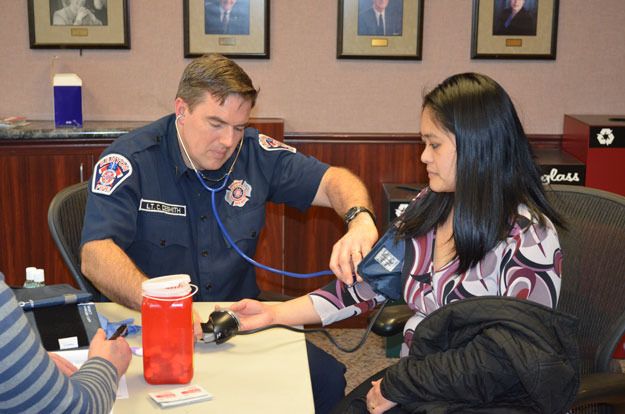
[97,303,314,413]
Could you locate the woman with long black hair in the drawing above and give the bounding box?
[227,73,577,413]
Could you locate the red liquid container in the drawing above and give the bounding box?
[142,274,196,384]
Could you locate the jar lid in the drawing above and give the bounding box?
[142,274,191,298]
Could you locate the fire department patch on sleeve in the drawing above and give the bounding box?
[92,153,133,195]
[258,134,296,153]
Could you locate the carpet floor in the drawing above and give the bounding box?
[306,328,397,393]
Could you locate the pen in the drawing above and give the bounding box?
[108,324,128,340]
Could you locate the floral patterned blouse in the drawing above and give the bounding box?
[309,202,562,357]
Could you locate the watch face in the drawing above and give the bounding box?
[345,206,372,224]
[344,207,359,222]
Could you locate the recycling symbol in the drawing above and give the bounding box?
[596,128,615,146]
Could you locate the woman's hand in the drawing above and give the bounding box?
[366,379,397,414]
[193,308,204,341]
[228,299,276,331]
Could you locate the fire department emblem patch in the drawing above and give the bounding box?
[225,179,252,207]
[92,153,133,195]
[258,134,296,153]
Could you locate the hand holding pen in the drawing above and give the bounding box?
[48,325,129,378]
[88,328,132,378]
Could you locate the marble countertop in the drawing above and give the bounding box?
[0,120,148,140]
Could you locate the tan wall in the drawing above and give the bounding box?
[1,1,624,134]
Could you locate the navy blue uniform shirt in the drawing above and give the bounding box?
[81,114,329,300]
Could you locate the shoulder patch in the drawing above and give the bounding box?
[92,153,133,195]
[258,134,296,153]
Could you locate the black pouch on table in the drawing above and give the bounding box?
[12,284,101,351]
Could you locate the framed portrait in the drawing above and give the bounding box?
[28,0,130,49]
[183,0,270,59]
[471,0,559,59]
[337,0,424,60]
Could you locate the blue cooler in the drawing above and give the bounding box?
[53,73,83,128]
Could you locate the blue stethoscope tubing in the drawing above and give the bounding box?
[194,170,334,279]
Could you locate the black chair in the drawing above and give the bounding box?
[368,184,625,412]
[47,181,105,301]
[548,185,625,412]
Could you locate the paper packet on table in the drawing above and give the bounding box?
[148,385,212,408]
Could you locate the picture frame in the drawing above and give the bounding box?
[28,0,130,49]
[183,0,270,59]
[337,0,424,60]
[471,0,559,59]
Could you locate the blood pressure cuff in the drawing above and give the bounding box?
[357,228,406,300]
[13,284,101,351]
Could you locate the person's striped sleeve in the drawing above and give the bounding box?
[0,278,119,413]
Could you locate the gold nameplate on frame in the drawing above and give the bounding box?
[218,37,237,46]
[70,28,89,37]
[371,38,389,47]
[505,38,523,47]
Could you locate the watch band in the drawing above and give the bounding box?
[343,206,376,225]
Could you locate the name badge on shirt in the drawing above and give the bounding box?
[139,199,187,217]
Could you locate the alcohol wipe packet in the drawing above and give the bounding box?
[148,385,213,408]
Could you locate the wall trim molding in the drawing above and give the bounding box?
[285,132,563,148]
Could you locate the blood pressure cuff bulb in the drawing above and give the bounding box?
[357,228,406,301]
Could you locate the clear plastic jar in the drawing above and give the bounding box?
[141,274,197,384]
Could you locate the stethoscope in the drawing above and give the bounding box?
[176,115,391,352]
[175,115,333,279]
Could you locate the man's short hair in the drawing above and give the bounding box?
[176,53,258,111]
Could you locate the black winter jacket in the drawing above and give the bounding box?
[380,297,580,413]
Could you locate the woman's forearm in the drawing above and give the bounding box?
[274,295,322,326]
